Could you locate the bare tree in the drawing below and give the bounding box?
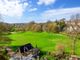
[66,14,80,55]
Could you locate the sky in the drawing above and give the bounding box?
[0,0,80,23]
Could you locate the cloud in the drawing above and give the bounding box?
[37,0,56,5]
[41,7,80,20]
[28,8,38,12]
[0,0,28,17]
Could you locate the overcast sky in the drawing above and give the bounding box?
[0,0,80,23]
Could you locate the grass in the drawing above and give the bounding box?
[0,32,80,60]
[4,32,80,55]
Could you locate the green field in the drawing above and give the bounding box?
[7,32,80,55]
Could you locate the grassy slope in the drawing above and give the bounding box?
[8,32,80,55]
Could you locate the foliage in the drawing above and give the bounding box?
[55,18,66,32]
[0,20,66,33]
[42,22,59,33]
[0,36,12,45]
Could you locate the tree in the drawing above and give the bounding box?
[55,18,66,32]
[25,21,35,31]
[42,21,59,33]
[31,24,42,32]
[66,14,80,55]
[0,14,12,46]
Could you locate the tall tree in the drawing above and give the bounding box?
[66,14,80,55]
[59,18,66,32]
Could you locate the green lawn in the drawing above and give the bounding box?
[7,32,80,55]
